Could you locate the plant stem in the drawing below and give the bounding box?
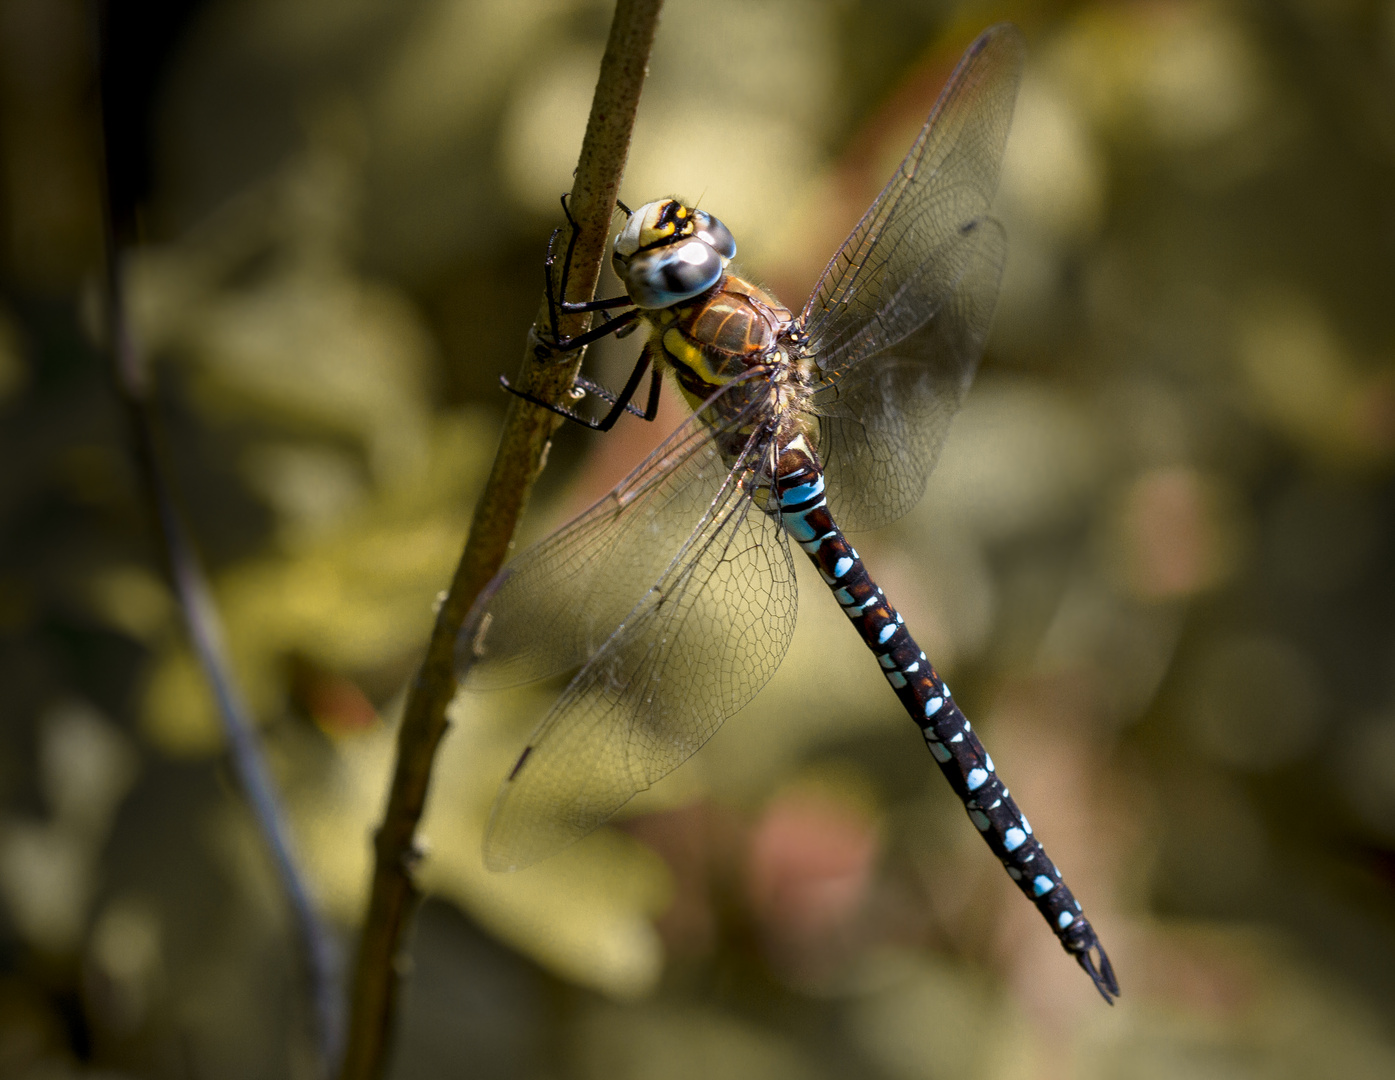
[338,3,663,1077]
[94,11,344,1073]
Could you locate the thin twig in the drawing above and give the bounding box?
[94,9,343,1076]
[338,2,664,1077]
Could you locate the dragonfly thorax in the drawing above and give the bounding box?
[613,199,737,309]
[646,272,800,413]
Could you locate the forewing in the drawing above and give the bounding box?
[801,23,1023,383]
[459,380,768,690]
[482,433,797,870]
[814,218,1007,530]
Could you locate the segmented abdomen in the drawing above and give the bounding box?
[772,438,1118,999]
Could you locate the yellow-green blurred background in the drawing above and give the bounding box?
[4,0,1395,1076]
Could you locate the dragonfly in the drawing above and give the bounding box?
[460,24,1118,1002]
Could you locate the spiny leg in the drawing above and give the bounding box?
[504,196,658,430]
[572,344,663,429]
[544,193,634,347]
[501,338,660,432]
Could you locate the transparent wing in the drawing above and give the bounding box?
[798,25,1022,528]
[801,23,1022,374]
[813,218,1006,530]
[459,378,769,691]
[482,429,798,871]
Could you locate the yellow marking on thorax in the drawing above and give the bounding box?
[660,327,727,387]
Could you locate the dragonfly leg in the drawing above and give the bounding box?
[512,195,653,429]
[573,362,659,422]
[544,194,635,344]
[501,335,657,431]
[582,347,661,429]
[535,305,642,357]
[498,375,600,428]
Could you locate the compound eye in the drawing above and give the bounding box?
[692,210,736,260]
[622,239,724,308]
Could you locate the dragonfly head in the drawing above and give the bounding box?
[612,198,736,309]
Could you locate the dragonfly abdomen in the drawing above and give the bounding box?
[773,438,1119,1002]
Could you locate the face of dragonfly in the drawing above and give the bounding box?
[612,199,737,309]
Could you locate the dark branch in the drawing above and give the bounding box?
[93,7,343,1075]
[338,3,665,1079]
